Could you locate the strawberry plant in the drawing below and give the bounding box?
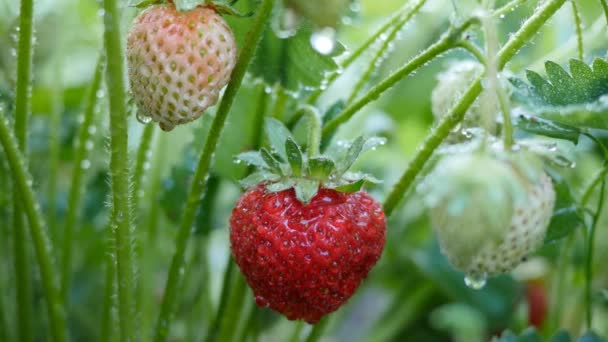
[0,0,607,341]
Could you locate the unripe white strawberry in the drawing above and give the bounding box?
[127,4,237,131]
[421,151,556,281]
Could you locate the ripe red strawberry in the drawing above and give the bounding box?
[127,3,237,131]
[422,150,556,283]
[230,118,387,323]
[230,186,385,323]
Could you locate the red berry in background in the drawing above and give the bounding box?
[127,3,237,131]
[230,186,386,323]
[526,281,548,328]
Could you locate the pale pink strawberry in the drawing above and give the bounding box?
[127,4,237,131]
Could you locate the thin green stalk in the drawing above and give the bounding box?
[12,209,33,342]
[217,274,248,342]
[48,45,63,242]
[549,234,575,332]
[493,0,530,18]
[585,177,606,329]
[305,317,330,342]
[272,84,289,120]
[322,20,475,138]
[61,57,104,305]
[293,105,322,158]
[0,110,66,342]
[100,248,116,342]
[581,166,608,207]
[102,0,136,339]
[132,124,156,213]
[0,294,8,342]
[307,1,426,104]
[234,299,256,342]
[601,0,608,24]
[383,0,567,217]
[346,0,427,103]
[13,0,36,339]
[153,0,276,339]
[571,0,584,61]
[205,258,236,342]
[206,84,270,342]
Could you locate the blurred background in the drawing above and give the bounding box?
[0,0,607,340]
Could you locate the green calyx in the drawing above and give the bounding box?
[130,0,252,16]
[236,117,385,204]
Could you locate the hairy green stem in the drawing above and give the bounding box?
[585,177,606,328]
[493,0,530,18]
[0,110,66,341]
[13,0,36,339]
[322,21,475,138]
[61,57,104,305]
[346,0,427,103]
[383,0,567,217]
[571,0,584,61]
[294,105,322,158]
[307,1,426,105]
[153,0,276,339]
[102,0,136,339]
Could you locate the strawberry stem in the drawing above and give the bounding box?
[153,0,277,340]
[294,105,322,158]
[102,0,137,339]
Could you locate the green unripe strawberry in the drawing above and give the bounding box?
[127,3,237,131]
[422,150,555,280]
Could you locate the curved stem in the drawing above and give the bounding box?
[306,1,428,105]
[61,57,104,305]
[585,177,605,329]
[217,274,248,341]
[100,233,116,342]
[383,0,567,217]
[0,110,66,341]
[601,0,608,24]
[153,0,276,340]
[322,20,475,138]
[581,165,608,207]
[13,0,36,339]
[346,0,428,103]
[102,0,136,339]
[205,259,236,342]
[571,0,584,60]
[457,40,487,64]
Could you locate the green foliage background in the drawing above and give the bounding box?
[0,0,607,341]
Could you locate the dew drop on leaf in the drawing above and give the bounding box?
[464,274,487,290]
[310,27,336,55]
[136,112,152,124]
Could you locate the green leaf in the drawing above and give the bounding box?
[249,25,344,92]
[265,118,295,161]
[260,148,283,175]
[544,167,585,243]
[510,58,608,130]
[308,157,335,179]
[235,151,268,169]
[516,114,581,144]
[285,138,303,176]
[362,137,388,153]
[128,0,162,8]
[294,179,320,204]
[335,136,365,174]
[334,179,366,193]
